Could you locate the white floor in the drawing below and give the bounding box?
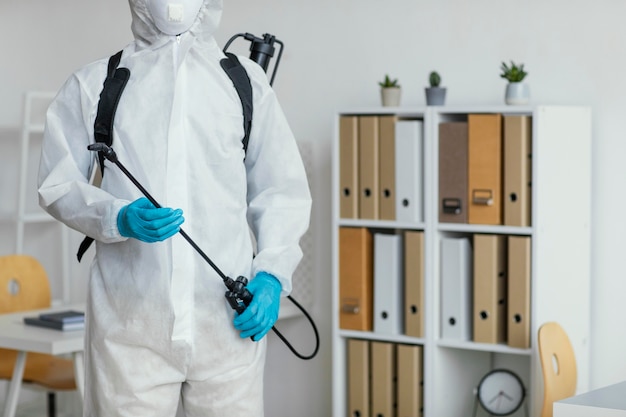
[3,389,81,417]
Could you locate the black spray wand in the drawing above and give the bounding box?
[88,143,249,303]
[87,143,319,359]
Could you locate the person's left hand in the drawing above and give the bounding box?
[233,272,282,341]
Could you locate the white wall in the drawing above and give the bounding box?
[2,0,626,416]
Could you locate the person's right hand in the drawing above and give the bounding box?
[117,197,184,243]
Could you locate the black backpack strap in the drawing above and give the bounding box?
[77,51,130,262]
[93,50,130,175]
[76,234,95,262]
[220,52,253,154]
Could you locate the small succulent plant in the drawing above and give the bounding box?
[500,61,528,82]
[429,71,441,88]
[379,74,400,88]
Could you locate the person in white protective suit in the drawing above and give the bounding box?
[37,0,311,415]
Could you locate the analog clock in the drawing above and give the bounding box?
[476,369,526,416]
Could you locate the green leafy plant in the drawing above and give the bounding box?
[429,71,441,88]
[379,74,400,88]
[500,61,528,82]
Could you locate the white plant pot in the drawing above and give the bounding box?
[505,82,530,105]
[381,87,401,107]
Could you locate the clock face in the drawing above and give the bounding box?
[477,369,525,416]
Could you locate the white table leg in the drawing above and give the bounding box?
[73,351,85,400]
[2,350,26,417]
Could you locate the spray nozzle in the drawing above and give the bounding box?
[88,143,118,162]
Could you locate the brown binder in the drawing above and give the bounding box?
[359,116,380,219]
[473,234,507,344]
[379,116,398,220]
[339,227,373,331]
[339,116,359,219]
[404,231,424,338]
[439,122,468,223]
[397,344,423,417]
[468,114,503,225]
[507,236,531,348]
[347,339,370,417]
[504,115,532,227]
[371,341,396,417]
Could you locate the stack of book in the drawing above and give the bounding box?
[24,310,85,331]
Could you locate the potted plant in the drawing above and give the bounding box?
[379,74,401,107]
[425,71,446,105]
[500,61,530,105]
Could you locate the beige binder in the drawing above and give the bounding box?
[504,115,532,227]
[473,234,507,344]
[508,236,531,348]
[379,116,397,220]
[439,122,468,223]
[339,116,359,219]
[371,341,396,417]
[404,231,424,338]
[359,116,380,219]
[347,339,370,417]
[468,114,503,225]
[397,344,423,417]
[339,227,373,331]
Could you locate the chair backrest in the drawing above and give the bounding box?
[538,321,577,417]
[0,254,51,313]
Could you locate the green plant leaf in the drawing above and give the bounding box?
[429,71,441,87]
[500,60,528,82]
[379,74,400,88]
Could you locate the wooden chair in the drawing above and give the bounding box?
[538,322,577,417]
[0,254,77,417]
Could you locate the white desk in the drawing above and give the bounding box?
[0,305,85,417]
[554,381,626,417]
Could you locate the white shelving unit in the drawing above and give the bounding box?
[15,91,72,306]
[331,105,591,417]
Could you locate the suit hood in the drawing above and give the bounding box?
[128,0,223,46]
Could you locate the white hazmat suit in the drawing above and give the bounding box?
[37,0,312,415]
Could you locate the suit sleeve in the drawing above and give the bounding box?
[38,71,128,244]
[242,59,312,295]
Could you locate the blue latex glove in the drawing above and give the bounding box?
[233,272,282,341]
[117,197,184,243]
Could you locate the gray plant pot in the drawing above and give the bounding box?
[425,87,446,106]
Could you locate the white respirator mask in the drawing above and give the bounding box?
[146,0,204,35]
